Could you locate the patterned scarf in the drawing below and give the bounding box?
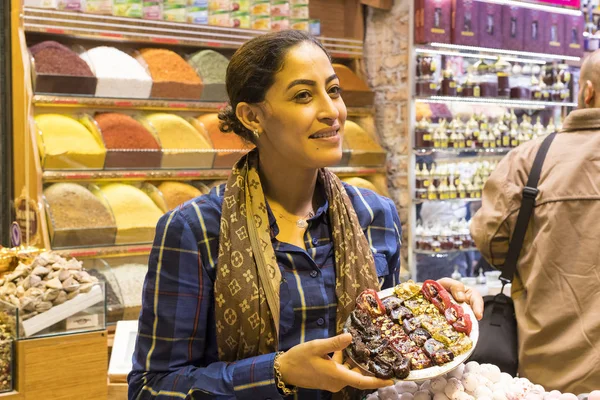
[215,149,380,362]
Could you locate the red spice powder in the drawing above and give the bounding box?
[30,41,94,77]
[95,113,160,150]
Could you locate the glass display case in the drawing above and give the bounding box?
[0,300,16,394]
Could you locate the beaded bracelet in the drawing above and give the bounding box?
[274,351,299,396]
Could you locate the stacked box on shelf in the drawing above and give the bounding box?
[415,0,451,44]
[164,0,187,21]
[502,5,525,51]
[113,0,143,17]
[478,2,502,49]
[523,9,547,53]
[451,0,479,47]
[565,15,585,58]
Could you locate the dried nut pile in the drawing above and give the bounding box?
[0,252,99,321]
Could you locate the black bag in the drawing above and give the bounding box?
[469,132,557,376]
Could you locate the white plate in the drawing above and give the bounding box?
[345,286,479,382]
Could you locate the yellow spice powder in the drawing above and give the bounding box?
[146,113,212,150]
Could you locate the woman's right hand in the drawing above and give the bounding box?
[277,333,394,393]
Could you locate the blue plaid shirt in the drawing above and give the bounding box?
[129,182,402,400]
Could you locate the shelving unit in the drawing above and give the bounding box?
[415,96,577,109]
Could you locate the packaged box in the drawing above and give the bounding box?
[271,1,289,17]
[188,0,207,5]
[208,0,229,11]
[250,1,270,15]
[24,0,58,8]
[290,0,307,4]
[565,15,584,58]
[290,4,309,19]
[501,5,524,51]
[414,0,423,44]
[271,16,289,31]
[451,0,479,47]
[163,1,187,21]
[524,9,547,53]
[309,18,320,36]
[290,18,308,31]
[85,0,113,14]
[230,0,248,12]
[251,15,271,30]
[231,11,250,27]
[187,6,208,23]
[478,2,502,48]
[143,0,163,19]
[209,10,231,25]
[58,0,84,11]
[113,0,143,17]
[545,13,565,55]
[417,0,451,44]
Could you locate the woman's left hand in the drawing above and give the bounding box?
[437,278,484,320]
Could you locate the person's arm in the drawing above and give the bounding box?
[128,210,283,400]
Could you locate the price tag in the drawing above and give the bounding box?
[66,314,100,331]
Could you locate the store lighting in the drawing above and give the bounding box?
[416,96,576,110]
[474,0,581,16]
[415,48,547,65]
[429,43,581,62]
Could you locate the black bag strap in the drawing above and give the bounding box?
[500,132,557,288]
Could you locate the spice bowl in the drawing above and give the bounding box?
[29,48,98,96]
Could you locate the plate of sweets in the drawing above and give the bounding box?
[344,280,479,381]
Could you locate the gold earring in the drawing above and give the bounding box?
[253,129,260,140]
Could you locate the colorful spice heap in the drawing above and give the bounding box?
[44,183,116,247]
[145,113,213,168]
[98,183,163,244]
[188,50,228,84]
[35,114,106,169]
[332,63,374,107]
[157,182,202,210]
[82,46,152,98]
[30,41,94,77]
[138,48,203,99]
[343,120,386,167]
[197,113,250,168]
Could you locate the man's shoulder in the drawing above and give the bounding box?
[169,185,225,235]
[341,182,398,225]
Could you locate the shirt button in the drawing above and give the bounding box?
[317,318,325,326]
[310,270,318,278]
[312,237,319,245]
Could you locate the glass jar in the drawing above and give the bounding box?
[510,74,531,99]
[495,58,512,98]
[415,164,424,189]
[441,66,457,96]
[427,182,438,200]
[533,116,545,138]
[416,78,439,96]
[531,75,542,101]
[433,129,442,148]
[456,131,466,149]
[418,55,437,78]
[415,117,433,148]
[457,181,467,199]
[437,179,449,200]
[462,72,475,97]
[546,118,556,134]
[448,180,457,199]
[464,128,474,149]
[478,129,488,149]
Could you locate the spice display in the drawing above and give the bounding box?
[366,361,594,400]
[157,182,202,210]
[415,160,495,201]
[98,183,164,244]
[87,269,122,312]
[30,41,93,77]
[35,114,106,169]
[451,0,479,47]
[188,50,228,84]
[111,264,147,308]
[341,177,381,195]
[138,48,203,99]
[346,284,473,379]
[332,64,374,107]
[145,113,214,169]
[197,113,250,168]
[94,113,161,169]
[82,47,152,99]
[44,183,116,247]
[343,120,386,167]
[0,251,100,322]
[415,219,474,252]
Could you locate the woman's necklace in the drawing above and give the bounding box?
[270,205,315,229]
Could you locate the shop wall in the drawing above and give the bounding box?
[364,0,411,273]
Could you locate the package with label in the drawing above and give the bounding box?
[163,0,187,21]
[187,6,208,23]
[58,0,84,11]
[271,1,289,16]
[271,16,289,31]
[290,0,307,4]
[416,0,451,44]
[230,11,249,27]
[478,2,502,48]
[189,0,207,5]
[143,0,163,19]
[208,0,229,11]
[523,9,547,53]
[251,15,271,30]
[501,5,524,51]
[250,1,269,16]
[209,10,231,25]
[230,0,248,12]
[290,4,308,19]
[451,0,479,46]
[309,19,320,36]
[85,0,113,14]
[545,12,565,55]
[113,0,143,17]
[290,18,308,31]
[565,15,584,58]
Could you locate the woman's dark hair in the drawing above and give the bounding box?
[218,30,331,143]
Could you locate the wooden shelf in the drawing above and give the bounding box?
[23,7,364,58]
[33,94,375,116]
[416,96,577,109]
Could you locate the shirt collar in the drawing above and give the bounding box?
[561,108,600,132]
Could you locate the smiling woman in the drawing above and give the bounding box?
[128,30,483,400]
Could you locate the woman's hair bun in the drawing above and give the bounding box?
[218,104,254,143]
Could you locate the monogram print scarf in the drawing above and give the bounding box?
[215,149,380,362]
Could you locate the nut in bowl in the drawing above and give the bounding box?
[343,281,479,381]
